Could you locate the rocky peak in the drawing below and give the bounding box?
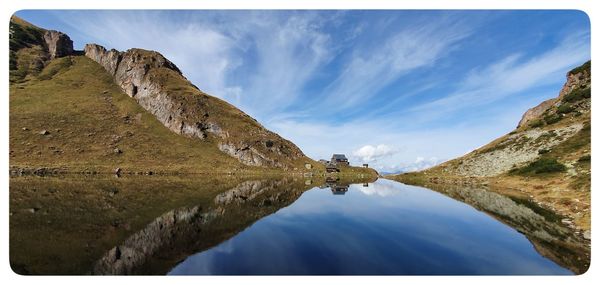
[84,43,306,168]
[43,30,73,59]
[517,61,591,129]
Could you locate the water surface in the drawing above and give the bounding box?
[10,176,586,275]
[169,179,573,275]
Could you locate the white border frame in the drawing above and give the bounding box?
[2,1,596,285]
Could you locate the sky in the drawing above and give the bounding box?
[15,10,591,173]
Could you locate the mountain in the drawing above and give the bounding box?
[9,16,375,176]
[388,60,591,233]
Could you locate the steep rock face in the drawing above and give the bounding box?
[43,30,73,59]
[518,67,591,128]
[517,98,556,129]
[84,44,305,168]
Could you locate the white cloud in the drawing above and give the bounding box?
[351,144,399,163]
[230,13,333,115]
[318,16,473,110]
[358,180,402,197]
[409,31,591,119]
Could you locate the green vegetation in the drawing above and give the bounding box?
[543,113,562,125]
[557,103,574,114]
[562,87,591,103]
[510,157,566,175]
[9,17,45,53]
[578,155,591,162]
[529,119,544,128]
[9,17,48,83]
[568,60,591,76]
[547,122,590,157]
[36,57,73,80]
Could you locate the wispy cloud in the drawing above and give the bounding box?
[225,12,334,115]
[318,15,474,110]
[409,31,590,119]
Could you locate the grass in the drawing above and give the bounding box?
[543,113,562,125]
[557,104,574,114]
[9,16,48,83]
[529,119,544,128]
[510,157,566,175]
[37,57,73,80]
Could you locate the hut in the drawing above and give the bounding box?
[331,184,349,195]
[331,154,349,166]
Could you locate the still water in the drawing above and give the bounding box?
[168,179,571,275]
[10,176,587,275]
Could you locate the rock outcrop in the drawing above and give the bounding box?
[517,98,556,129]
[84,44,306,168]
[518,65,591,128]
[43,30,73,59]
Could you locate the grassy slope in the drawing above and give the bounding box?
[388,62,591,230]
[9,16,377,177]
[10,56,251,173]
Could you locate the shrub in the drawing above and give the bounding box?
[538,149,549,155]
[528,119,544,128]
[562,87,591,103]
[557,104,574,114]
[568,60,591,76]
[543,114,562,125]
[578,155,591,162]
[510,157,566,175]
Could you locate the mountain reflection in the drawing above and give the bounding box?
[9,176,587,275]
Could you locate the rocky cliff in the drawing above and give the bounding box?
[43,30,73,59]
[84,44,306,168]
[429,61,591,178]
[518,63,591,128]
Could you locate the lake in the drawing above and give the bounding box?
[9,176,588,275]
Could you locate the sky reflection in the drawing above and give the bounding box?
[169,179,571,275]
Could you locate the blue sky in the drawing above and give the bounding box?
[15,10,590,172]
